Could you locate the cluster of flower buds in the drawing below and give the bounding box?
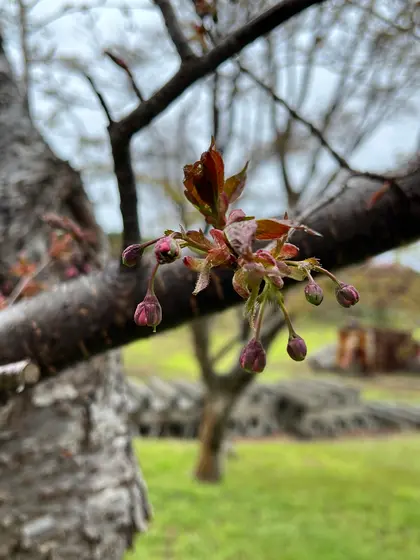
[122,138,360,374]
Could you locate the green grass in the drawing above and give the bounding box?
[126,437,420,560]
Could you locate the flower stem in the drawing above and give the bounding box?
[313,266,340,286]
[276,292,296,337]
[147,263,160,294]
[254,297,267,340]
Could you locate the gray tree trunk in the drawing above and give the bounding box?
[0,37,150,560]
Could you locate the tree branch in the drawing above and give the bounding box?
[190,317,216,388]
[153,0,196,62]
[240,65,403,185]
[83,75,140,250]
[0,159,419,383]
[115,0,327,142]
[110,132,141,250]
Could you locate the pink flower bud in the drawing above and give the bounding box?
[134,292,162,331]
[64,265,80,279]
[335,283,360,308]
[304,282,324,306]
[287,334,307,362]
[239,338,266,373]
[122,244,143,267]
[154,237,180,265]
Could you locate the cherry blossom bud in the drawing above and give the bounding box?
[304,282,324,306]
[154,237,180,265]
[335,283,360,308]
[64,265,80,279]
[122,244,143,267]
[287,334,307,362]
[239,338,266,373]
[134,291,162,331]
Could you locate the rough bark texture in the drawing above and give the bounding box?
[0,38,150,560]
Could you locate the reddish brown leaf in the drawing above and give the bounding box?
[255,218,321,240]
[183,138,225,224]
[255,219,293,240]
[278,243,300,259]
[224,161,248,204]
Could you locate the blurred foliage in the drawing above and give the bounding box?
[287,261,420,331]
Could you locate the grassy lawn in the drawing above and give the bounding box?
[126,437,420,560]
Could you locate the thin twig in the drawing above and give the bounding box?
[104,51,145,102]
[153,0,197,62]
[83,73,113,124]
[240,64,397,185]
[117,0,327,141]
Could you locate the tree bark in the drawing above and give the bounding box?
[194,391,236,483]
[0,37,150,560]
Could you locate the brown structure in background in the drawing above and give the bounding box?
[337,324,419,375]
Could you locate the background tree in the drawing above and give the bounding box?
[0,0,420,558]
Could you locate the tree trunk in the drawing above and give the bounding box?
[0,37,150,559]
[194,391,236,482]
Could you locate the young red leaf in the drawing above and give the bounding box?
[224,161,249,204]
[183,138,225,223]
[255,219,292,240]
[255,218,322,240]
[278,243,300,260]
[232,268,250,299]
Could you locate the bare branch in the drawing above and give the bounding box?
[104,51,145,102]
[116,0,327,142]
[240,65,399,185]
[110,134,141,249]
[153,0,197,62]
[83,73,113,124]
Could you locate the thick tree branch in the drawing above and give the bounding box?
[115,0,327,142]
[0,161,419,382]
[153,0,196,62]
